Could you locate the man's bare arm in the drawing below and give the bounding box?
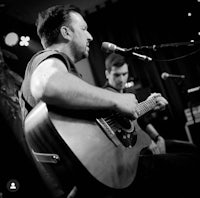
[30,58,139,119]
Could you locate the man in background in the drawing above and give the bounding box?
[103,52,166,154]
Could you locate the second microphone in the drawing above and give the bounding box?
[101,42,152,62]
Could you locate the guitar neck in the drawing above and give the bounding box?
[136,97,157,117]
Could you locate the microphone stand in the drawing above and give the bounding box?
[132,41,200,124]
[133,40,200,51]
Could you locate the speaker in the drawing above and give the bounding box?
[185,121,200,147]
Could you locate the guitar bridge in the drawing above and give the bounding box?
[96,118,122,147]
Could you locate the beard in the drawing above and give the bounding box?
[72,44,89,63]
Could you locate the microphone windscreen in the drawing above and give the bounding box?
[101,42,116,53]
[161,72,169,80]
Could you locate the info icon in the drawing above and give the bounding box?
[6,179,20,192]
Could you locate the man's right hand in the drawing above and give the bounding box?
[115,93,139,120]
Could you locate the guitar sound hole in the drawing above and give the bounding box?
[115,114,132,130]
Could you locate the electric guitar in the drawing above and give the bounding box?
[24,94,159,189]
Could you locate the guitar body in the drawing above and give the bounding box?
[25,101,151,189]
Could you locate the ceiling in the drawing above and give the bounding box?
[0,0,116,24]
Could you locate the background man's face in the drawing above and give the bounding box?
[106,63,129,92]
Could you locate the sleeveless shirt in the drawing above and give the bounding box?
[20,49,81,120]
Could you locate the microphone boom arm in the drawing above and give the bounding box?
[133,40,200,51]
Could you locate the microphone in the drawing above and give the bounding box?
[161,72,185,80]
[187,86,200,94]
[125,78,135,88]
[101,42,152,62]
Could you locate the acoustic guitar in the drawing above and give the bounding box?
[24,94,159,189]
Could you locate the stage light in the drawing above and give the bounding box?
[19,36,30,46]
[4,32,19,46]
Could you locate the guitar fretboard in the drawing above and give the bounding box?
[136,96,157,117]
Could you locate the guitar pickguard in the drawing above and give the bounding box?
[96,113,137,148]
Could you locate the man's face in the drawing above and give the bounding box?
[69,12,93,62]
[106,63,129,92]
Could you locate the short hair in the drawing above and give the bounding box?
[36,4,82,48]
[105,53,126,72]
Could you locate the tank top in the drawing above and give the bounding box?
[20,49,81,120]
